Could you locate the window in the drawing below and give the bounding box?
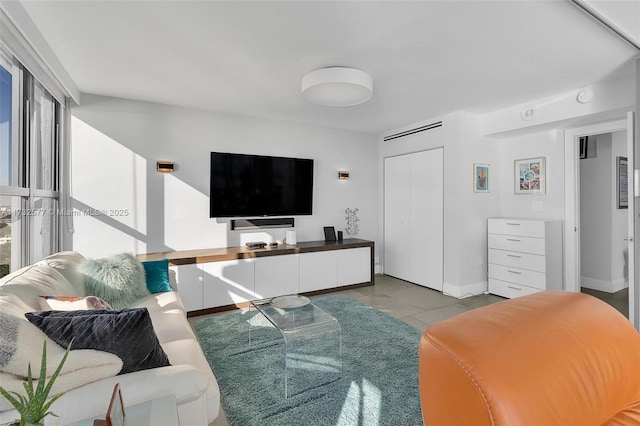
[0,47,62,278]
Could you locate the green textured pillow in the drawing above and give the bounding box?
[141,259,172,293]
[78,253,150,309]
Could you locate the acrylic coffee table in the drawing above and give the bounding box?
[250,295,342,398]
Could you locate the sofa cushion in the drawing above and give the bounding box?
[0,294,37,318]
[0,264,80,310]
[149,309,195,343]
[36,251,86,294]
[26,308,170,375]
[78,253,150,309]
[38,295,112,311]
[133,291,185,314]
[141,259,173,293]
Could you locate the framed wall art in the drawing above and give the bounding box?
[617,156,628,209]
[515,157,545,194]
[473,163,489,193]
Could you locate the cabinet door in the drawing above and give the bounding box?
[337,247,371,286]
[254,255,299,299]
[201,259,255,308]
[384,154,412,281]
[299,251,338,292]
[410,148,444,291]
[171,264,203,311]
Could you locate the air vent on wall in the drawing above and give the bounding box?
[383,121,443,142]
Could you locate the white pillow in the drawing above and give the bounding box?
[38,295,112,311]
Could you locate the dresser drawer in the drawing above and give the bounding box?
[488,234,545,255]
[489,278,542,299]
[488,249,546,272]
[488,219,546,238]
[488,263,546,289]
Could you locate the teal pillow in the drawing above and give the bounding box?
[141,259,172,293]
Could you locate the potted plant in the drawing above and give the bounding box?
[0,341,71,426]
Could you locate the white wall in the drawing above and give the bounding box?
[498,129,565,220]
[70,94,379,259]
[580,134,613,286]
[611,130,629,289]
[580,132,628,292]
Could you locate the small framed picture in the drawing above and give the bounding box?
[473,163,489,193]
[515,157,546,194]
[106,383,125,426]
[579,136,588,159]
[617,156,628,209]
[323,226,337,242]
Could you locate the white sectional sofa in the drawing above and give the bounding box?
[0,251,220,426]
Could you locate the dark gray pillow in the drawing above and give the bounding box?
[25,308,170,375]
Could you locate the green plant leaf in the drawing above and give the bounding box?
[0,340,72,424]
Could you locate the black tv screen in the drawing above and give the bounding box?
[210,152,314,217]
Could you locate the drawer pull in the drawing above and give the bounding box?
[507,254,522,258]
[507,285,522,291]
[506,223,521,226]
[507,270,522,274]
[507,238,521,242]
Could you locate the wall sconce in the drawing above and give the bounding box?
[157,161,174,172]
[338,170,350,180]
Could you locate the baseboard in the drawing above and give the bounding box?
[443,281,487,299]
[581,276,628,293]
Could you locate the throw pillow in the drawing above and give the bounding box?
[25,308,171,375]
[38,295,112,311]
[78,253,150,309]
[141,259,173,293]
[0,311,122,411]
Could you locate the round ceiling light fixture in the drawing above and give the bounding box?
[301,67,373,107]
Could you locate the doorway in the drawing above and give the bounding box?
[564,114,637,330]
[578,132,629,317]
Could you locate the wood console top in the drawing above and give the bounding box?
[137,238,374,266]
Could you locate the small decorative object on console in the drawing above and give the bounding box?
[246,241,267,249]
[323,226,337,242]
[345,208,360,237]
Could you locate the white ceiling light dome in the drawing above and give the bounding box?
[301,67,373,107]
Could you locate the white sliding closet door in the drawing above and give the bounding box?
[410,149,443,290]
[384,154,412,281]
[384,148,443,291]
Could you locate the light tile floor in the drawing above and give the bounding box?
[197,274,504,426]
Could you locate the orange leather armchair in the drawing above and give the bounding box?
[418,291,640,425]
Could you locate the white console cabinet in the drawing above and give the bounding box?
[487,218,562,299]
[172,264,204,312]
[202,259,255,307]
[299,251,338,293]
[255,255,299,299]
[153,239,374,314]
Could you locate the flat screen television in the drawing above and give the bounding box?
[210,152,314,218]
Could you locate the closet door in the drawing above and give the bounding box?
[410,148,444,291]
[384,154,411,281]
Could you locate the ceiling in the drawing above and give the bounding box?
[20,0,639,135]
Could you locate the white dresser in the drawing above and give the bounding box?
[487,218,563,299]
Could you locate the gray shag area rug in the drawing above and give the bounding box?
[194,294,423,426]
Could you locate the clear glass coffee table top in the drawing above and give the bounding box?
[251,295,339,332]
[250,295,342,398]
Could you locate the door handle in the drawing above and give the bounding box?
[624,237,634,241]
